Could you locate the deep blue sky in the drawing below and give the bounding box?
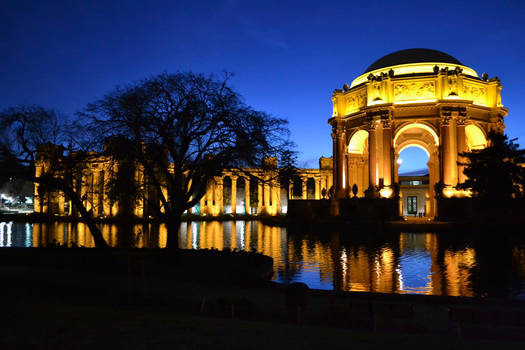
[2,0,524,170]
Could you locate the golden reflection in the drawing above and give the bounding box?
[158,224,167,248]
[18,222,494,297]
[444,248,475,297]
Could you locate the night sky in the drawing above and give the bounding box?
[2,0,524,172]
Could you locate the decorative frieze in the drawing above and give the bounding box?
[462,84,487,104]
[394,81,435,101]
[345,91,367,112]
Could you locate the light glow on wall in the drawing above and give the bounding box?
[379,186,393,198]
[394,123,439,148]
[465,124,487,150]
[351,62,478,88]
[348,130,369,154]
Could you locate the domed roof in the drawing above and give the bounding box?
[364,49,463,73]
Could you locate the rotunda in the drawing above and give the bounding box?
[329,48,508,217]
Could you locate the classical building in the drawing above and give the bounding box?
[34,152,333,218]
[330,48,507,217]
[35,49,507,219]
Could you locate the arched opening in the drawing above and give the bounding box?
[397,146,430,217]
[465,124,487,150]
[347,130,369,197]
[348,130,369,154]
[394,123,439,218]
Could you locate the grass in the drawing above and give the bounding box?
[1,297,519,350]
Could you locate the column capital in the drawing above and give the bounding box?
[331,124,345,139]
[381,118,392,129]
[440,114,452,127]
[456,115,468,126]
[365,119,377,131]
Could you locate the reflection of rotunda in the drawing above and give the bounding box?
[329,49,508,217]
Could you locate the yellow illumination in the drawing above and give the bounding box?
[394,99,437,105]
[348,130,369,154]
[465,124,487,150]
[443,186,458,198]
[394,123,439,147]
[379,186,393,198]
[351,62,478,88]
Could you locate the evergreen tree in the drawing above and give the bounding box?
[458,131,525,201]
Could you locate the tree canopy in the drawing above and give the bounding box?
[458,131,525,201]
[0,105,109,247]
[84,71,295,248]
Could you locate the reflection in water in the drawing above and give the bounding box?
[1,220,525,298]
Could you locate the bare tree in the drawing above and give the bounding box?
[84,72,295,249]
[0,105,109,248]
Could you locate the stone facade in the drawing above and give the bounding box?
[330,50,507,217]
[34,154,333,218]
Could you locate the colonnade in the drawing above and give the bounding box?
[197,170,333,216]
[35,164,334,218]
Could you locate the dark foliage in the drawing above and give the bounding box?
[84,72,295,248]
[457,131,525,201]
[0,105,109,247]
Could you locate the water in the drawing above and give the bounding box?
[1,220,524,299]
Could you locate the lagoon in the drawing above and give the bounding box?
[1,220,524,299]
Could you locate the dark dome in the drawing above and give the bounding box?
[364,49,463,73]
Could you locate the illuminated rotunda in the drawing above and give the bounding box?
[35,49,507,219]
[329,49,507,217]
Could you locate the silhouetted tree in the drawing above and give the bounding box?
[457,131,525,201]
[84,72,294,249]
[0,105,109,248]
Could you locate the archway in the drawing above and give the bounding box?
[394,123,439,218]
[347,130,369,197]
[397,147,430,217]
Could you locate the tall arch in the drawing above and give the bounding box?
[348,129,369,154]
[347,129,369,197]
[465,124,487,150]
[394,122,440,218]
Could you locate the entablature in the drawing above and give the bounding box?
[331,69,503,120]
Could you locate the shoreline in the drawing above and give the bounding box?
[2,212,522,233]
[1,246,525,343]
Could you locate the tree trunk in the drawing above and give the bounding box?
[166,214,182,250]
[63,186,109,248]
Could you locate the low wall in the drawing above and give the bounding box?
[288,198,400,222]
[437,198,525,224]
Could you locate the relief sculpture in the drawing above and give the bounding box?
[345,91,367,113]
[462,84,486,104]
[394,81,435,101]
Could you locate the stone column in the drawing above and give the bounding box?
[257,180,263,214]
[394,152,400,184]
[314,178,320,199]
[382,120,393,189]
[231,176,237,214]
[456,116,467,185]
[92,171,100,217]
[214,178,222,215]
[332,126,346,198]
[440,114,457,189]
[368,122,378,188]
[244,178,250,214]
[301,177,307,199]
